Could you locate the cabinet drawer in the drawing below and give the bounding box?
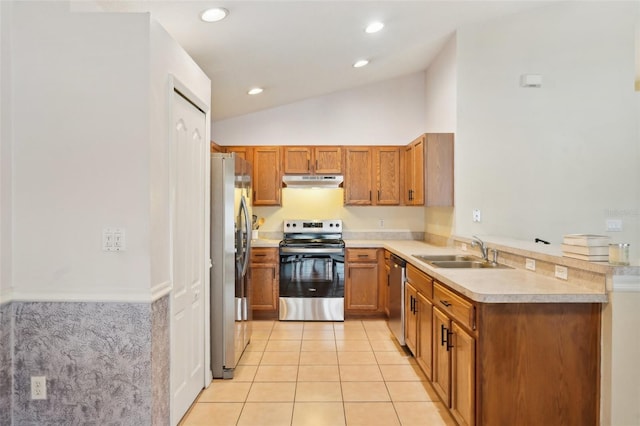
[406,264,433,299]
[347,248,378,262]
[251,248,278,263]
[433,283,475,331]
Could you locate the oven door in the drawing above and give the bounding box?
[279,248,344,321]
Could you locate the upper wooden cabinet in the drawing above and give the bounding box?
[283,146,342,175]
[252,146,281,206]
[374,146,401,205]
[404,133,454,207]
[225,146,253,163]
[344,146,401,206]
[404,135,425,205]
[344,147,373,205]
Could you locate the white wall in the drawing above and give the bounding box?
[424,35,457,133]
[455,1,640,262]
[215,72,427,231]
[149,18,211,298]
[424,35,458,241]
[212,72,426,146]
[0,1,11,303]
[254,189,425,234]
[9,2,210,301]
[11,2,151,301]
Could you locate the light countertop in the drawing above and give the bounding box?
[251,238,608,304]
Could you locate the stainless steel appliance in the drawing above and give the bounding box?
[210,153,252,379]
[279,219,345,321]
[388,254,406,345]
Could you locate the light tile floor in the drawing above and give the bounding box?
[180,320,455,426]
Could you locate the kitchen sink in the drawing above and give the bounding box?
[412,254,479,262]
[429,260,512,269]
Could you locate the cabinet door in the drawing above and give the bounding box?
[404,282,418,356]
[374,147,400,205]
[250,263,278,311]
[314,146,342,174]
[345,263,379,311]
[383,251,391,317]
[416,292,433,380]
[344,147,373,205]
[451,321,475,426]
[403,143,414,205]
[432,307,451,405]
[283,146,312,174]
[253,146,281,206]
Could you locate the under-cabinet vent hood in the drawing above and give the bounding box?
[282,175,343,189]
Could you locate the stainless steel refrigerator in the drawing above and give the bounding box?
[210,153,252,379]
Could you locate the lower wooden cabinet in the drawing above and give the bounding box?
[404,262,600,426]
[250,247,279,317]
[404,282,418,355]
[345,248,385,316]
[416,292,433,380]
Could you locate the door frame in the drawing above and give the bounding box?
[168,75,211,425]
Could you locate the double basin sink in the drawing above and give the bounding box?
[412,254,512,269]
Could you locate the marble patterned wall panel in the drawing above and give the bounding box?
[151,295,169,426]
[13,302,152,425]
[0,303,11,426]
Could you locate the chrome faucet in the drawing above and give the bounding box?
[471,235,488,261]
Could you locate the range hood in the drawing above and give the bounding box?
[282,175,344,189]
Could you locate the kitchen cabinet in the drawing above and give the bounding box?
[210,141,224,153]
[404,281,418,355]
[252,146,281,206]
[344,147,373,205]
[344,146,401,206]
[250,247,279,318]
[404,263,600,425]
[403,133,454,206]
[225,146,253,163]
[374,147,401,205]
[345,248,384,316]
[283,146,342,174]
[383,250,391,317]
[405,264,434,380]
[404,135,425,205]
[432,283,476,426]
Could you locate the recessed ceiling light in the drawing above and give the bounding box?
[353,60,369,68]
[200,8,228,23]
[248,87,264,95]
[365,22,384,34]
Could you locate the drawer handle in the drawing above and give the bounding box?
[357,254,369,258]
[440,300,452,308]
[254,254,266,257]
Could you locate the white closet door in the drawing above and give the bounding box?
[170,90,207,424]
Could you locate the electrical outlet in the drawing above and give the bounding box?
[555,265,568,280]
[525,258,536,271]
[472,209,481,223]
[31,376,47,400]
[606,219,622,232]
[379,219,384,228]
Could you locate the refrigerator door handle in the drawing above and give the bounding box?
[239,195,251,277]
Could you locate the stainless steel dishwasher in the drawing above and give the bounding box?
[387,254,406,345]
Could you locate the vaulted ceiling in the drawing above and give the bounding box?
[95,1,551,120]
